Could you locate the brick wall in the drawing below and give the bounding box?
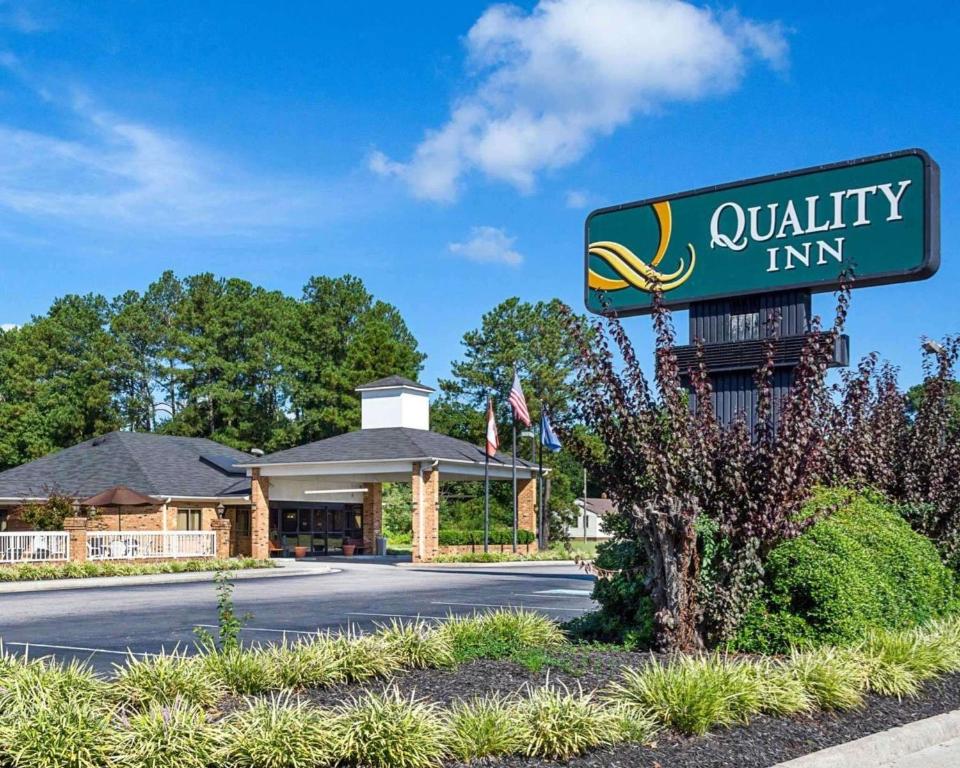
[517,478,539,554]
[362,482,382,553]
[250,469,270,560]
[411,463,440,563]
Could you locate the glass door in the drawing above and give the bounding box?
[326,507,345,554]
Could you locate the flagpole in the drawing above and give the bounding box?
[483,444,490,554]
[512,416,518,553]
[537,411,544,550]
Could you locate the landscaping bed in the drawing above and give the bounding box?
[5,610,960,767]
[438,670,960,767]
[0,557,274,582]
[302,648,645,709]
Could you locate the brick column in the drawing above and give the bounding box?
[63,516,87,563]
[362,482,382,554]
[210,518,232,560]
[517,477,539,553]
[411,463,440,563]
[250,469,270,560]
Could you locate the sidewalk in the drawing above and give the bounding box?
[774,709,960,768]
[0,560,336,594]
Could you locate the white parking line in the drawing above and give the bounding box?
[193,623,317,636]
[430,601,585,612]
[347,612,446,621]
[513,592,594,599]
[4,641,153,657]
[532,589,593,596]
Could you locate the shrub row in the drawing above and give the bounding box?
[0,676,655,768]
[606,615,960,737]
[0,557,275,582]
[3,616,960,767]
[3,609,566,709]
[432,546,577,564]
[438,528,536,546]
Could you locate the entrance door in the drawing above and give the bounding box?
[326,507,346,555]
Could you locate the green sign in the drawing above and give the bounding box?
[585,149,940,315]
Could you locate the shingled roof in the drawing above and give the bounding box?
[355,376,434,392]
[244,427,535,468]
[0,432,253,501]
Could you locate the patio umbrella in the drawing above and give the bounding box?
[80,485,159,531]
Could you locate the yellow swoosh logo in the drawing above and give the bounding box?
[588,200,695,293]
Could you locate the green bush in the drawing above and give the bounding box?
[0,558,275,582]
[438,528,536,546]
[735,489,957,652]
[564,539,654,649]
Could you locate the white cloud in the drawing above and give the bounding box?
[0,67,355,236]
[565,189,588,209]
[448,226,523,266]
[372,0,787,201]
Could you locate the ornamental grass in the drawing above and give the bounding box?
[446,693,531,760]
[111,650,223,710]
[519,683,624,759]
[438,608,566,662]
[109,700,218,768]
[220,693,338,768]
[335,687,448,768]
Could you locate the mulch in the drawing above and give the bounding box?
[240,647,960,767]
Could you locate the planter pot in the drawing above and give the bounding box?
[293,545,308,559]
[342,543,356,557]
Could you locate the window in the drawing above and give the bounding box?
[234,509,251,536]
[177,508,202,531]
[0,510,6,531]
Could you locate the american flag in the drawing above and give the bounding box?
[485,397,499,458]
[508,371,531,427]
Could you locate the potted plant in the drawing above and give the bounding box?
[342,542,356,557]
[293,544,308,558]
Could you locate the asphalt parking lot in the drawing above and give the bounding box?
[0,561,596,674]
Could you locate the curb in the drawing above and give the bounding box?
[773,709,960,768]
[396,560,579,569]
[0,565,336,594]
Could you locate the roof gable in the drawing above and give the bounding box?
[249,427,535,468]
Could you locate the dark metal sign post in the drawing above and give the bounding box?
[584,150,940,427]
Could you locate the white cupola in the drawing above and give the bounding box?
[356,376,433,431]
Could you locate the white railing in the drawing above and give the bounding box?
[87,531,216,561]
[0,531,70,564]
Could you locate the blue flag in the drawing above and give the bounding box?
[541,410,562,452]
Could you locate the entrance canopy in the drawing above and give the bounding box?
[237,427,537,483]
[237,426,539,562]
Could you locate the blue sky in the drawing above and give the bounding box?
[0,0,956,390]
